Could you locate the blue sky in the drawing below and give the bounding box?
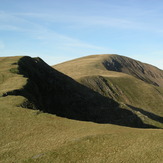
[0,0,163,69]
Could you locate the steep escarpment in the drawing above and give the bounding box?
[2,56,148,127]
[103,55,163,87]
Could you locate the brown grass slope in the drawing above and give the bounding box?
[0,56,26,96]
[54,54,163,128]
[1,56,150,127]
[54,54,163,87]
[0,56,163,163]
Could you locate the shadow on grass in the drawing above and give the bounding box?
[3,56,159,129]
[127,104,163,124]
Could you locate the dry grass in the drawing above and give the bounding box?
[54,54,125,79]
[0,56,27,96]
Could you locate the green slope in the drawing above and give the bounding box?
[54,54,163,128]
[1,56,154,128]
[0,56,163,163]
[0,56,26,97]
[54,54,163,87]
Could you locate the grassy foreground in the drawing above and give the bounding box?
[0,96,163,163]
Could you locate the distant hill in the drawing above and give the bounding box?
[54,54,163,128]
[102,55,163,87]
[54,54,163,87]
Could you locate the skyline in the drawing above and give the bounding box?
[0,0,163,69]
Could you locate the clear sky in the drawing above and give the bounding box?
[0,0,163,69]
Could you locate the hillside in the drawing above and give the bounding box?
[54,54,163,87]
[0,56,163,162]
[54,54,163,128]
[1,56,148,127]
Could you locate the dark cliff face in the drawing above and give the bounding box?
[103,55,163,87]
[8,56,150,128]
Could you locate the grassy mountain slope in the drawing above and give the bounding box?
[54,54,163,128]
[54,54,163,87]
[0,56,163,162]
[1,56,148,127]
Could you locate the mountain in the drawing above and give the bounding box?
[0,56,149,128]
[54,54,163,128]
[0,55,163,162]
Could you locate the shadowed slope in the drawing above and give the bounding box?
[0,56,161,128]
[54,54,163,128]
[15,56,149,127]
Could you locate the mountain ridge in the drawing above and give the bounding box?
[0,56,149,127]
[54,54,163,128]
[0,55,162,128]
[54,54,163,87]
